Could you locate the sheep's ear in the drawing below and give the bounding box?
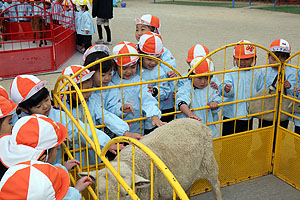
[134,175,151,189]
[78,170,97,183]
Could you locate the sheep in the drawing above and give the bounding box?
[80,118,222,200]
[31,16,47,47]
[250,86,300,121]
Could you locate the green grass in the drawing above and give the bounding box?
[254,5,300,14]
[155,1,250,8]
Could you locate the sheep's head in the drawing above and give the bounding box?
[78,162,150,200]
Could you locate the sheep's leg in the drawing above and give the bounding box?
[205,156,222,200]
[33,32,36,43]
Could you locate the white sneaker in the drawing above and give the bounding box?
[103,41,112,45]
[95,39,104,44]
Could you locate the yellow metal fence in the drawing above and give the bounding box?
[51,43,300,199]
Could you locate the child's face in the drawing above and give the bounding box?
[46,146,58,164]
[0,115,12,136]
[234,57,255,68]
[135,24,152,41]
[117,63,137,80]
[45,2,51,9]
[28,96,52,116]
[142,57,160,70]
[77,79,93,102]
[268,52,289,66]
[193,76,209,89]
[80,5,86,11]
[93,69,112,87]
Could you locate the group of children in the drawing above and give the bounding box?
[0,12,299,198]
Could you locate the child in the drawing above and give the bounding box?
[0,160,92,199]
[62,64,142,140]
[137,32,172,122]
[52,0,63,24]
[0,96,17,136]
[219,40,264,136]
[0,115,92,199]
[10,75,119,165]
[177,56,221,138]
[260,39,296,128]
[111,41,166,135]
[178,43,219,89]
[92,0,112,45]
[76,0,95,53]
[135,14,177,120]
[83,45,142,140]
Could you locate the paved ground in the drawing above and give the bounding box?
[1,1,300,199]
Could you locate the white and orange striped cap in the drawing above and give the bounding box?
[233,40,256,59]
[83,44,110,62]
[138,32,164,57]
[112,41,139,67]
[190,56,215,74]
[0,85,9,99]
[135,14,161,35]
[62,65,95,89]
[0,96,18,118]
[0,160,70,200]
[10,75,47,104]
[270,39,291,54]
[186,44,210,63]
[0,114,67,168]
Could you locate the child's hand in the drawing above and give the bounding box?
[85,30,89,34]
[122,104,134,114]
[172,91,177,99]
[147,85,153,94]
[295,87,300,93]
[64,137,72,143]
[151,116,167,127]
[208,102,219,110]
[124,131,142,140]
[188,113,201,121]
[210,81,218,89]
[64,159,80,171]
[224,84,232,93]
[167,71,176,78]
[284,80,291,89]
[75,176,93,192]
[108,143,125,154]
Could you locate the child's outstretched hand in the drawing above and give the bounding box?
[284,80,291,89]
[147,85,154,94]
[151,116,167,127]
[64,159,80,171]
[124,131,142,140]
[295,87,300,93]
[75,176,93,192]
[108,143,125,155]
[167,71,176,78]
[188,113,201,121]
[208,102,219,110]
[122,104,134,114]
[224,84,232,93]
[210,81,218,90]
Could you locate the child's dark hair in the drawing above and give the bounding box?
[18,87,50,114]
[0,117,5,130]
[83,51,113,73]
[81,5,88,11]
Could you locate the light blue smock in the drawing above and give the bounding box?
[260,66,296,95]
[218,66,264,120]
[51,1,63,21]
[33,2,44,16]
[68,93,129,137]
[292,71,300,127]
[111,72,161,134]
[90,82,123,118]
[159,47,177,110]
[176,80,221,138]
[17,2,31,21]
[76,10,95,35]
[137,65,172,111]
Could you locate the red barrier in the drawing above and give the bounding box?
[0,0,76,78]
